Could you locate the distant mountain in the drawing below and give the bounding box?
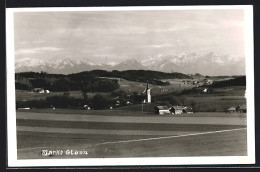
[15,58,104,74]
[112,59,146,71]
[15,52,245,75]
[140,52,245,75]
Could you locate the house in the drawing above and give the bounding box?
[236,104,247,113]
[202,88,208,93]
[154,106,171,115]
[227,105,246,113]
[50,105,55,109]
[31,88,50,94]
[83,105,91,110]
[31,88,45,93]
[170,106,185,114]
[17,107,31,110]
[203,79,213,85]
[155,105,193,115]
[116,100,120,107]
[227,107,236,113]
[183,106,193,113]
[193,81,198,85]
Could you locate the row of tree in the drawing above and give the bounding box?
[16,90,146,110]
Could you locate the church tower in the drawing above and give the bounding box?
[146,81,151,103]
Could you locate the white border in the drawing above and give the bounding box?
[6,5,255,167]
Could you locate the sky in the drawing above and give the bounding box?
[14,9,245,63]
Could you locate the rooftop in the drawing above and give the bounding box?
[228,107,236,111]
[238,104,246,110]
[155,106,170,110]
[171,106,185,110]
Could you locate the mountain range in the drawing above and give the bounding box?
[15,52,245,76]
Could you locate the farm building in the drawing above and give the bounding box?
[155,105,193,115]
[170,106,185,114]
[154,106,171,115]
[227,107,236,113]
[236,104,247,113]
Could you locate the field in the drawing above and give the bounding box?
[16,109,247,159]
[155,86,246,112]
[15,90,111,101]
[117,78,194,95]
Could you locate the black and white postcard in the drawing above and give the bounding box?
[6,6,255,166]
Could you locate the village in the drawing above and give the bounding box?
[141,80,246,115]
[17,76,247,115]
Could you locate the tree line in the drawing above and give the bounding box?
[16,90,146,110]
[209,76,246,88]
[15,71,119,92]
[76,70,190,85]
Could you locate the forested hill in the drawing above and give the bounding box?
[209,76,246,88]
[75,70,191,82]
[15,70,191,92]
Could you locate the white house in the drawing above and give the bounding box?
[154,106,171,115]
[170,106,185,114]
[202,88,208,93]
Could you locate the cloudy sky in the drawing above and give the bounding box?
[14,9,245,63]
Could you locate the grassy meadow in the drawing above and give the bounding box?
[16,110,247,159]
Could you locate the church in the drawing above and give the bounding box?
[143,81,151,103]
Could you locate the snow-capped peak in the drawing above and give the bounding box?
[107,62,118,66]
[15,52,245,75]
[15,58,47,68]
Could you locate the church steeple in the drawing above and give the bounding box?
[146,80,151,103]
